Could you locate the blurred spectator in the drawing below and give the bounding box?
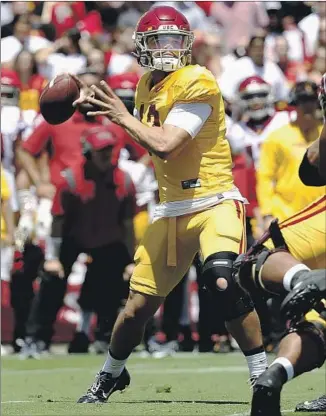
[20,125,135,357]
[1,14,51,65]
[14,50,47,113]
[156,1,211,30]
[35,28,87,79]
[256,81,324,227]
[307,46,326,85]
[1,2,14,29]
[107,9,141,76]
[1,165,15,277]
[199,1,269,53]
[227,76,295,240]
[1,68,25,214]
[219,34,290,104]
[46,2,86,39]
[298,1,326,58]
[191,31,229,80]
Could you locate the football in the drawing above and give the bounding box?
[39,74,80,125]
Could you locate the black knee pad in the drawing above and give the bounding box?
[286,320,326,368]
[235,247,288,296]
[200,252,254,321]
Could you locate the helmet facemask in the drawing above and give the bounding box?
[241,90,274,121]
[134,29,194,72]
[1,85,20,107]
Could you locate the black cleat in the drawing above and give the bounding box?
[251,384,281,416]
[295,394,326,412]
[77,368,130,403]
[250,364,286,416]
[281,269,326,322]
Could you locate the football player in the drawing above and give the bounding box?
[235,73,326,416]
[73,6,268,403]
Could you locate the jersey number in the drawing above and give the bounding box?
[139,104,160,127]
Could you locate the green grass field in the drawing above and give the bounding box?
[1,351,324,416]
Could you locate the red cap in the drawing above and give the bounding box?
[1,68,22,89]
[107,72,139,92]
[82,126,117,151]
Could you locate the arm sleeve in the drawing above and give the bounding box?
[256,134,282,216]
[163,103,212,139]
[22,117,52,155]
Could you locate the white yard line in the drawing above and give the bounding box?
[1,401,33,404]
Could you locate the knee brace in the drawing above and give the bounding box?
[235,247,288,296]
[200,252,254,321]
[286,319,326,368]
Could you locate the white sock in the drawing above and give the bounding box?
[283,264,310,291]
[271,357,294,381]
[76,310,92,336]
[246,351,268,379]
[102,350,127,378]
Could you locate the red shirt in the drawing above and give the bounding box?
[51,2,86,38]
[22,112,106,214]
[232,153,257,218]
[62,163,135,248]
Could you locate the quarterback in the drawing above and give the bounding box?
[73,6,267,403]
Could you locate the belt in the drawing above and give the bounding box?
[167,217,177,266]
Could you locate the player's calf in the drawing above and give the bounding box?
[200,251,267,380]
[251,319,326,416]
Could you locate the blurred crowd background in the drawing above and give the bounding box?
[1,1,325,357]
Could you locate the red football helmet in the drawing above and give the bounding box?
[238,76,274,121]
[107,72,139,97]
[1,69,21,106]
[133,6,194,72]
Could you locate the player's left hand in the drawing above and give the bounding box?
[85,81,130,124]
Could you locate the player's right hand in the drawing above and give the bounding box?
[70,74,95,107]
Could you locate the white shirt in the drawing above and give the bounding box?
[219,56,290,103]
[107,53,134,76]
[299,13,320,58]
[1,35,51,63]
[226,111,295,166]
[38,53,87,80]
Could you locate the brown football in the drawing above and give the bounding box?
[39,74,79,125]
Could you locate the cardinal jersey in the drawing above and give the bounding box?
[134,64,234,205]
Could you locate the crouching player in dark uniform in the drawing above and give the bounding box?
[234,73,326,416]
[22,125,135,356]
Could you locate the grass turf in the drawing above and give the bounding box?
[1,351,323,415]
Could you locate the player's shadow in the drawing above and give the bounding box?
[115,399,248,405]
